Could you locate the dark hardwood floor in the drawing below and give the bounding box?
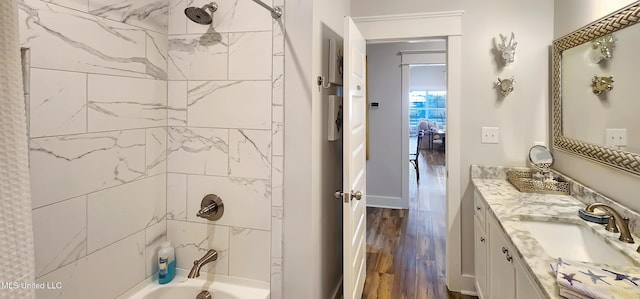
[363,148,477,299]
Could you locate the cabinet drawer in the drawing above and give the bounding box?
[474,190,486,228]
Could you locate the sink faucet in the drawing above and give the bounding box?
[188,249,218,278]
[585,203,635,244]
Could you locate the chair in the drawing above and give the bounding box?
[409,129,424,183]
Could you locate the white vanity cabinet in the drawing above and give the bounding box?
[474,191,544,299]
[474,191,488,299]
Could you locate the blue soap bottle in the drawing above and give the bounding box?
[158,242,176,284]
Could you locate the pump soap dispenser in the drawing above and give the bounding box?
[158,242,176,284]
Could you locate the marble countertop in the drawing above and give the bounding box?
[472,178,640,299]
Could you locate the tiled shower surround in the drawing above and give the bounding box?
[19,0,284,297]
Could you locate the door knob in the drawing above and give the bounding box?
[335,190,345,200]
[351,191,362,200]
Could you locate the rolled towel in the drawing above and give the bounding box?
[550,258,640,299]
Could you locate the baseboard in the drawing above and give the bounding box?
[366,195,408,209]
[331,276,343,299]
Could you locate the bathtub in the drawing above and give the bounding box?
[118,269,270,299]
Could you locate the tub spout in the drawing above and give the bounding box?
[188,249,218,278]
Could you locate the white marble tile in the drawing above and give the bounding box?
[271,207,282,258]
[187,175,271,230]
[168,33,228,80]
[145,221,167,277]
[88,75,167,132]
[29,68,87,138]
[30,130,146,208]
[167,220,229,274]
[167,173,187,220]
[187,81,271,129]
[146,127,167,176]
[186,0,272,34]
[272,15,284,57]
[272,105,283,156]
[229,227,270,281]
[168,0,187,35]
[32,196,87,278]
[18,0,162,79]
[146,31,168,80]
[168,81,187,126]
[229,129,271,179]
[272,55,284,105]
[36,231,145,299]
[88,0,169,34]
[36,0,89,12]
[271,156,283,207]
[87,175,166,253]
[167,127,228,176]
[228,31,272,80]
[270,257,283,299]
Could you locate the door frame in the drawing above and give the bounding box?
[353,11,475,293]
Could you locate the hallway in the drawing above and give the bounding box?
[363,149,476,299]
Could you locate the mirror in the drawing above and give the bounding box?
[529,145,553,170]
[552,3,640,176]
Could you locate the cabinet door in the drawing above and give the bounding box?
[515,256,544,299]
[474,217,488,299]
[488,218,515,299]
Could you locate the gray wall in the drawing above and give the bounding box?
[366,41,445,207]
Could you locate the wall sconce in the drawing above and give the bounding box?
[592,75,614,95]
[590,34,617,64]
[496,32,517,65]
[496,76,515,97]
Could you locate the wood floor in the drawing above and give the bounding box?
[363,148,477,299]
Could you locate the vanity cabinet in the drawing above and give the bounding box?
[474,191,488,299]
[474,191,544,299]
[474,217,488,299]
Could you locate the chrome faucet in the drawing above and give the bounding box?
[187,249,218,278]
[585,203,635,244]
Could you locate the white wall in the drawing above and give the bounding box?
[554,0,637,38]
[410,65,447,91]
[366,41,445,208]
[553,0,640,214]
[19,0,168,297]
[352,0,554,292]
[283,0,347,298]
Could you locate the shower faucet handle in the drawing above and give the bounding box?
[196,194,224,221]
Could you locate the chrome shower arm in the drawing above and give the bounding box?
[251,0,282,19]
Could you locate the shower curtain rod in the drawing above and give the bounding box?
[251,0,282,19]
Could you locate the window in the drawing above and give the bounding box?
[409,91,446,135]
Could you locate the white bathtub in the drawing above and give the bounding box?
[118,269,270,299]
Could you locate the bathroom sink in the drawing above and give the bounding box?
[521,220,636,266]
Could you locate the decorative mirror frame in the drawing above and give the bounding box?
[552,3,640,176]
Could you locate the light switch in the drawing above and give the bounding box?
[605,128,627,147]
[481,127,500,144]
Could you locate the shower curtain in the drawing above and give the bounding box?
[0,0,37,297]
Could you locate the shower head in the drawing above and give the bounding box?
[184,2,218,25]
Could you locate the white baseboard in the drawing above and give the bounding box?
[331,276,343,299]
[366,195,408,209]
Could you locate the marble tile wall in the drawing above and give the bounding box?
[19,0,284,296]
[166,1,284,296]
[19,0,169,297]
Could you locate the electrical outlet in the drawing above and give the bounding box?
[605,128,627,147]
[481,127,500,144]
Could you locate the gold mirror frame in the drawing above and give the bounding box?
[552,3,640,176]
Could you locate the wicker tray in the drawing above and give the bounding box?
[506,169,570,195]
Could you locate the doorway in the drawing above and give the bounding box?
[362,40,468,298]
[350,10,475,296]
